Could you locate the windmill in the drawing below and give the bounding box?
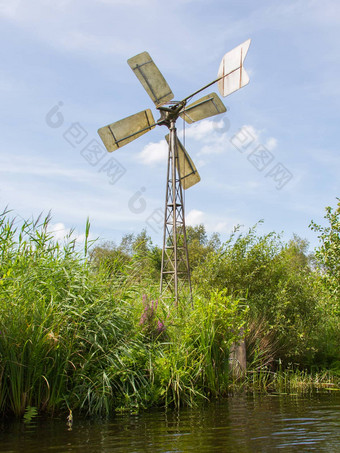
[98,39,251,303]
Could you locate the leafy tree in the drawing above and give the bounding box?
[90,230,161,283]
[186,224,221,270]
[90,241,130,277]
[130,230,161,281]
[310,198,340,300]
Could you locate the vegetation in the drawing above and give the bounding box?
[0,199,339,418]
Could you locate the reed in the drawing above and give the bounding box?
[240,366,339,394]
[0,211,147,416]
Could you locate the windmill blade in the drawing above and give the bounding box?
[179,92,226,124]
[165,134,200,190]
[218,39,251,97]
[127,51,174,107]
[98,109,155,152]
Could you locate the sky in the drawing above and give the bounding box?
[0,0,339,251]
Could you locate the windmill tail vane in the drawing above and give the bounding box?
[97,39,251,303]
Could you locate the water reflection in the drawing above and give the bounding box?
[0,393,339,452]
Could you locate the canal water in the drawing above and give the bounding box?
[0,393,339,452]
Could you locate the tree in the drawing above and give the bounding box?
[186,224,221,270]
[90,230,161,283]
[310,198,340,300]
[89,241,130,277]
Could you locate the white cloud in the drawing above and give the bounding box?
[196,159,207,168]
[186,209,205,225]
[183,119,275,160]
[0,153,109,189]
[229,124,278,154]
[0,151,138,229]
[47,222,72,242]
[178,118,231,157]
[180,120,277,160]
[137,140,168,166]
[215,222,229,233]
[206,217,244,235]
[199,133,230,155]
[184,119,226,141]
[47,221,96,247]
[185,209,241,236]
[265,137,278,151]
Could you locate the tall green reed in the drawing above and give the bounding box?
[0,211,147,416]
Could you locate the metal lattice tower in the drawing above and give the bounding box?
[160,120,192,302]
[97,40,251,304]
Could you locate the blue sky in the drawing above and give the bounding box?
[0,0,339,250]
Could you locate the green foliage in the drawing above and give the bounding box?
[310,198,340,303]
[192,223,281,296]
[191,224,322,366]
[0,211,144,416]
[138,295,167,342]
[0,201,339,418]
[90,229,161,286]
[149,290,248,407]
[185,225,221,269]
[241,366,339,394]
[307,199,340,367]
[0,211,248,416]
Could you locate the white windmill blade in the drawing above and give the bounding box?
[217,39,251,97]
[98,109,155,152]
[165,134,201,190]
[127,51,174,107]
[180,92,226,124]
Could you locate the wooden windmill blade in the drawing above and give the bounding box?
[98,109,156,152]
[179,92,226,124]
[165,134,201,189]
[127,51,174,107]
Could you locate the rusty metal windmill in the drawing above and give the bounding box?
[97,40,251,303]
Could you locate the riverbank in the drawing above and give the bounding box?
[0,210,339,418]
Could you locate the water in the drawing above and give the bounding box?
[1,393,339,452]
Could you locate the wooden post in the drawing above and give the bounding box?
[229,328,247,378]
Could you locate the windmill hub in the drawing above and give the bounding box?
[157,101,186,128]
[97,40,251,302]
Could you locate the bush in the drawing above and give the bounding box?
[192,224,324,366]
